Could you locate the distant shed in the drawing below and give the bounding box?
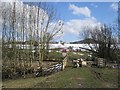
[95,58,106,67]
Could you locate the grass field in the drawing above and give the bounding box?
[2,67,118,88]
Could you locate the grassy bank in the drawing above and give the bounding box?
[2,67,118,88]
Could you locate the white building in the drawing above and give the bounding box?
[49,43,92,51]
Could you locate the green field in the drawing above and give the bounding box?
[2,67,118,88]
[48,50,90,60]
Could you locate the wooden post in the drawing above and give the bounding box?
[62,57,67,70]
[61,48,68,70]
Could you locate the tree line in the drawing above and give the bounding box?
[0,1,63,79]
[80,24,120,62]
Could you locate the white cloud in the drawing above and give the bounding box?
[0,1,49,32]
[90,3,98,8]
[0,0,19,2]
[63,17,101,36]
[1,0,18,2]
[111,2,118,11]
[69,4,91,17]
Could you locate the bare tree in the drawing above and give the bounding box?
[80,24,119,62]
[1,1,63,78]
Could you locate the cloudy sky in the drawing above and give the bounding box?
[0,1,118,42]
[46,2,118,42]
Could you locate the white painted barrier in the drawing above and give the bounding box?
[82,61,87,66]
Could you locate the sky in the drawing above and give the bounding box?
[0,1,118,42]
[42,2,118,42]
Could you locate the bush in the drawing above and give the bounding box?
[67,52,80,60]
[48,51,62,60]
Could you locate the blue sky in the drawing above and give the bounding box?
[44,2,118,42]
[0,2,118,42]
[51,2,117,22]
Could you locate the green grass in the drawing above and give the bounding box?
[48,50,90,60]
[2,67,118,88]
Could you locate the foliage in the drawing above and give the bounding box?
[48,51,62,60]
[68,51,89,60]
